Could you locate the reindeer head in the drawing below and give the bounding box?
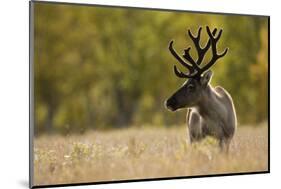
[165,26,228,111]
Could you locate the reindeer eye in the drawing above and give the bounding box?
[188,84,195,90]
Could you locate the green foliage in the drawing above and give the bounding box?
[34,3,268,135]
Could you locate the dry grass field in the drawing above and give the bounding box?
[33,124,268,186]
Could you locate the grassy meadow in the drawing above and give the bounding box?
[33,123,268,186]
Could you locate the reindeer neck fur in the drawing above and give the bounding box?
[195,84,226,122]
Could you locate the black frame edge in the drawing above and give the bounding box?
[32,171,270,188]
[267,16,270,173]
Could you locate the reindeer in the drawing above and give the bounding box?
[165,26,237,152]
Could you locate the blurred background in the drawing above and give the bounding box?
[34,3,268,135]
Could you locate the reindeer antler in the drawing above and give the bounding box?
[198,26,228,74]
[168,26,228,79]
[169,41,195,78]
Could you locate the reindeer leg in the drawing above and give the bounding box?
[225,139,231,153]
[187,109,202,144]
[219,139,225,152]
[219,139,231,154]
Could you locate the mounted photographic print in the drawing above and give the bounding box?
[29,1,270,188]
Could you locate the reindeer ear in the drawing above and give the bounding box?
[200,70,213,86]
